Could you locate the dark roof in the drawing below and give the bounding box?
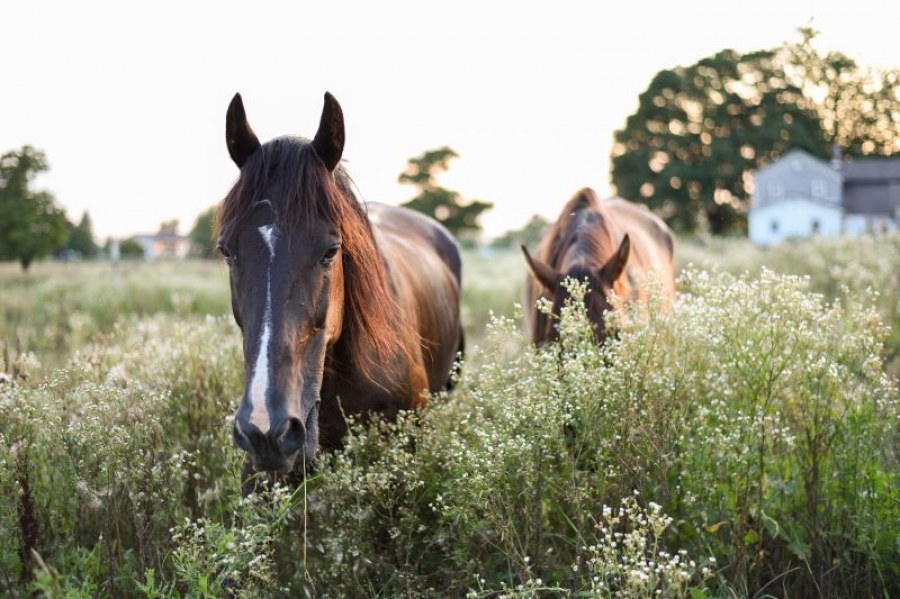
[840,158,900,182]
[842,181,900,216]
[838,157,900,215]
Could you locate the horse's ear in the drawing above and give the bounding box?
[312,92,345,171]
[521,245,561,291]
[599,234,630,284]
[226,93,261,168]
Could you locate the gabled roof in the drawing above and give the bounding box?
[755,148,842,185]
[752,149,842,210]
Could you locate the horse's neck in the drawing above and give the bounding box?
[323,339,407,405]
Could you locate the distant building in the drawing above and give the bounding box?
[132,233,190,261]
[749,148,900,246]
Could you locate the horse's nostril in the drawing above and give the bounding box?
[233,422,251,452]
[278,417,306,457]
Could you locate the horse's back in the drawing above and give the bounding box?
[366,203,462,393]
[604,197,674,258]
[368,203,462,283]
[604,197,676,296]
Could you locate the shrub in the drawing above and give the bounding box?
[679,233,900,376]
[0,315,244,596]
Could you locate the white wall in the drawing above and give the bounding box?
[843,214,869,235]
[844,214,899,235]
[749,199,842,246]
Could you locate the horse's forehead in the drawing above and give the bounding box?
[234,199,280,235]
[253,199,277,221]
[225,200,278,253]
[258,224,277,255]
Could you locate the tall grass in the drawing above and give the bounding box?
[300,273,898,596]
[0,316,245,596]
[0,261,231,371]
[0,234,898,597]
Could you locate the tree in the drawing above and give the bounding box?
[783,26,900,157]
[66,211,98,258]
[189,206,217,259]
[490,214,550,249]
[119,238,144,258]
[158,219,179,235]
[0,146,69,271]
[611,29,900,235]
[399,147,493,239]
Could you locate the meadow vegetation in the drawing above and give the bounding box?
[0,234,898,597]
[0,260,230,371]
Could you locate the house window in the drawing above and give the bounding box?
[771,220,779,233]
[811,219,820,234]
[811,180,827,199]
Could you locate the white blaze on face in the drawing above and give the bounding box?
[249,223,278,433]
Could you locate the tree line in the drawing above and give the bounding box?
[6,27,894,269]
[0,145,182,270]
[0,141,497,271]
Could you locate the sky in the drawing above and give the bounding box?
[3,1,900,241]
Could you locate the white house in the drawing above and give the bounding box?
[749,148,900,246]
[133,233,191,261]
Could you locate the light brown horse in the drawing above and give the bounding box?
[521,188,675,345]
[216,93,463,478]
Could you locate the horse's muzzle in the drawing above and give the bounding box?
[233,415,306,473]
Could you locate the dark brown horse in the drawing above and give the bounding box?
[216,93,463,477]
[521,188,675,345]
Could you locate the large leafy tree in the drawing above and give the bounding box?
[399,147,493,240]
[0,146,69,271]
[784,26,900,157]
[612,29,900,234]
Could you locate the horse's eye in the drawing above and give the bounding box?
[321,244,340,266]
[217,243,235,265]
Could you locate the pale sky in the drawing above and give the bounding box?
[3,1,899,241]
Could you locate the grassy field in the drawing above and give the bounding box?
[0,235,898,597]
